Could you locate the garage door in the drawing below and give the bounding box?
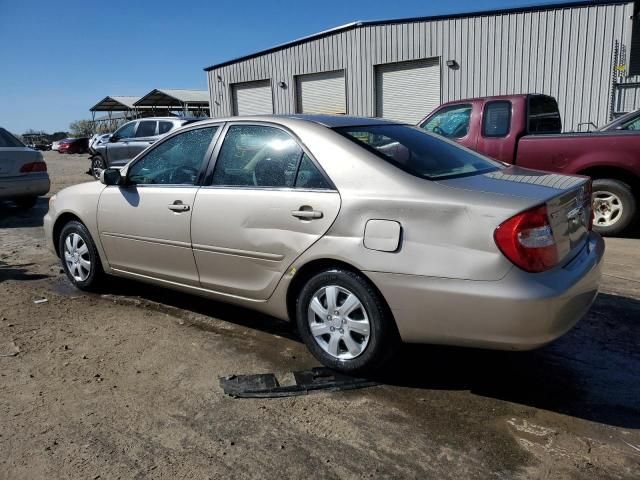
[296,70,346,114]
[232,80,273,116]
[375,58,440,123]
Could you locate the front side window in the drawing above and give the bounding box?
[336,124,501,180]
[620,116,640,130]
[113,122,136,140]
[135,121,157,138]
[420,104,472,139]
[482,101,511,137]
[127,127,218,185]
[211,125,303,188]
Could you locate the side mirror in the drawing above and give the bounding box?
[100,168,122,186]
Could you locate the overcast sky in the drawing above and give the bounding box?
[0,0,570,134]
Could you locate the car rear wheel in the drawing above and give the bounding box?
[14,197,38,209]
[296,268,399,374]
[59,221,104,291]
[91,155,106,180]
[592,178,636,236]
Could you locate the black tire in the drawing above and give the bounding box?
[90,155,106,180]
[592,178,636,236]
[295,268,399,374]
[58,220,104,291]
[14,197,37,209]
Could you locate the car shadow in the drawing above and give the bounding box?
[0,199,47,228]
[94,276,640,429]
[0,261,50,283]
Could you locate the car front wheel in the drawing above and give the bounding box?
[90,155,106,180]
[592,178,636,236]
[59,221,104,290]
[296,268,398,374]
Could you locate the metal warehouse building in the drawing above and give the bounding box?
[205,0,640,131]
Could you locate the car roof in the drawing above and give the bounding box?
[188,114,403,129]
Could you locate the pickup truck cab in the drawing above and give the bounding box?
[420,94,640,235]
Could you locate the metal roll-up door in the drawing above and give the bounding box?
[375,58,440,123]
[295,70,347,114]
[232,80,273,116]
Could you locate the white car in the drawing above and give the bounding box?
[51,140,61,151]
[0,128,50,208]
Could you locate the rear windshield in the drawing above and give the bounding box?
[335,124,502,180]
[0,128,25,148]
[528,96,561,134]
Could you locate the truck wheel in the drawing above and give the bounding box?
[592,178,636,236]
[90,155,106,180]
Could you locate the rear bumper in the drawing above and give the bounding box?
[366,232,604,350]
[0,175,50,200]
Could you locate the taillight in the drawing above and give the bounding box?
[20,161,47,173]
[494,204,558,273]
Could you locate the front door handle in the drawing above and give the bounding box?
[168,201,190,212]
[291,208,323,220]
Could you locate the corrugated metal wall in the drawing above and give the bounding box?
[207,2,635,131]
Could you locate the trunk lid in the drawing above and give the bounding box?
[0,148,42,177]
[437,166,591,266]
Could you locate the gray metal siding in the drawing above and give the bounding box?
[208,2,635,131]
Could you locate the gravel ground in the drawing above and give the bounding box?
[0,151,639,479]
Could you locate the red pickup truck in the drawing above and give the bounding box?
[420,94,640,236]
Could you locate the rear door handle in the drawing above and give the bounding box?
[168,202,190,212]
[291,209,323,220]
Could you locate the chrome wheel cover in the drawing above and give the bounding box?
[307,285,371,360]
[63,232,91,282]
[593,191,623,227]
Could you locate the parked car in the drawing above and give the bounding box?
[598,108,640,132]
[58,137,89,154]
[51,140,61,151]
[88,133,111,155]
[0,127,50,208]
[420,94,640,235]
[89,117,201,179]
[44,115,603,373]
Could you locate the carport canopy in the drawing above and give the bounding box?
[90,96,142,112]
[133,89,209,109]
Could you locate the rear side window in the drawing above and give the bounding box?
[212,125,302,188]
[0,128,24,147]
[420,104,472,139]
[158,121,173,135]
[135,121,157,137]
[528,96,562,134]
[336,124,501,180]
[295,153,331,189]
[482,101,511,137]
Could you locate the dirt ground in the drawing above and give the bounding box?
[1,151,639,479]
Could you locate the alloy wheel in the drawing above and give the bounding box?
[593,191,623,227]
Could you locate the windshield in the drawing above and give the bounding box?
[0,128,25,148]
[335,124,502,180]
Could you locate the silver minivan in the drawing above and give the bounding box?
[89,117,203,179]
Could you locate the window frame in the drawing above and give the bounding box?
[420,103,473,140]
[202,121,337,192]
[481,100,512,138]
[122,123,225,188]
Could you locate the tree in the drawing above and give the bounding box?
[69,119,95,137]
